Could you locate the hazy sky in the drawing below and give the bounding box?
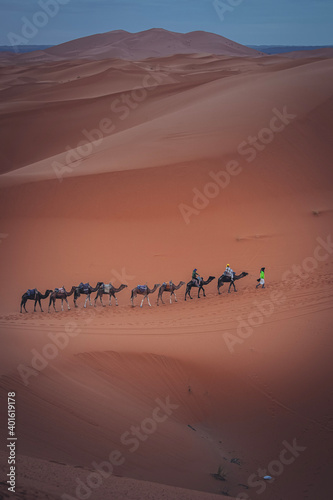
[1,0,333,47]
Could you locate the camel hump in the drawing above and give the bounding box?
[137,285,147,291]
[27,288,37,297]
[79,282,90,291]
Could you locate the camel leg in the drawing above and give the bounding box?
[84,295,88,308]
[35,298,43,312]
[147,295,152,307]
[34,296,43,312]
[174,292,178,303]
[170,293,172,304]
[61,299,64,312]
[185,287,192,300]
[115,296,119,306]
[88,294,92,306]
[157,292,164,305]
[20,299,28,313]
[65,297,70,310]
[140,297,144,308]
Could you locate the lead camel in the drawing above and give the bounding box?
[217,272,248,294]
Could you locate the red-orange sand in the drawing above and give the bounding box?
[0,30,333,500]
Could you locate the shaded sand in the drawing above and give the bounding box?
[0,34,333,500]
[0,453,229,500]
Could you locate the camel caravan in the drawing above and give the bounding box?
[20,266,251,313]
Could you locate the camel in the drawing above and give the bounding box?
[94,283,127,307]
[20,289,53,313]
[184,276,215,301]
[48,286,76,312]
[74,282,103,308]
[131,284,160,307]
[217,272,248,294]
[157,281,185,305]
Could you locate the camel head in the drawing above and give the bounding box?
[204,276,216,285]
[238,272,248,278]
[116,284,128,292]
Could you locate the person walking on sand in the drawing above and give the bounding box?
[256,267,265,289]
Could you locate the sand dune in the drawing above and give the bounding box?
[0,34,333,500]
[35,28,264,62]
[1,54,333,181]
[0,452,230,500]
[1,29,263,66]
[283,47,333,59]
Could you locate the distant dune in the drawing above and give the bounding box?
[249,45,333,55]
[3,28,264,64]
[281,47,333,59]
